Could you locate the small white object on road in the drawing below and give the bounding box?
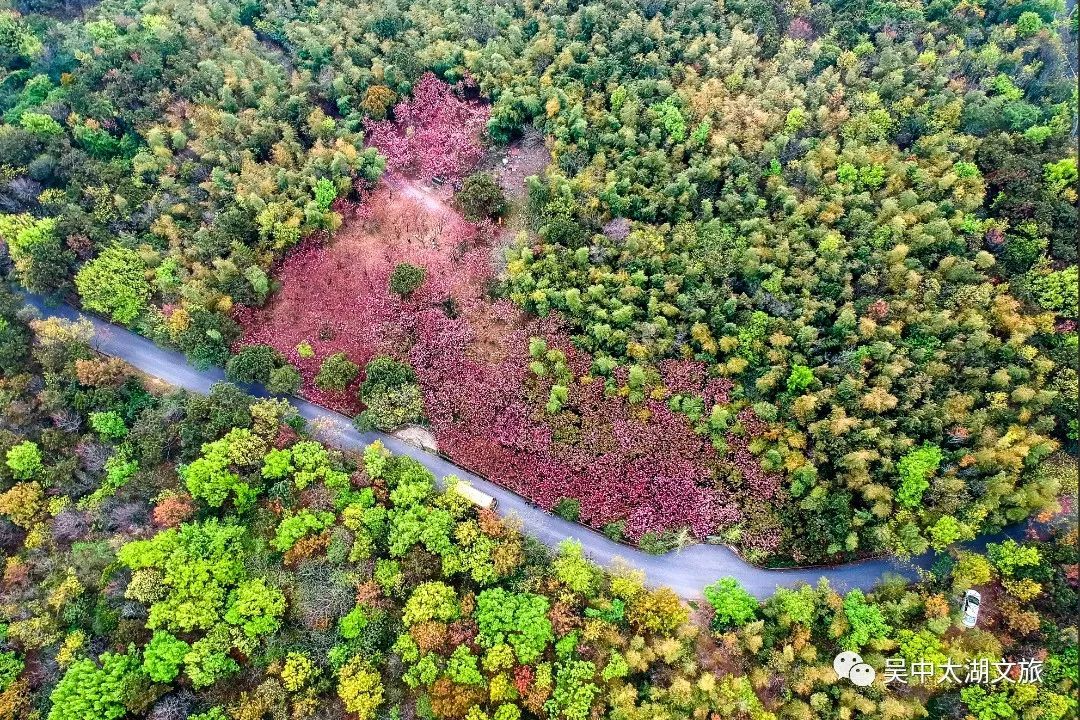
[451,479,498,510]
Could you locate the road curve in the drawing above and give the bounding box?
[20,293,1029,599]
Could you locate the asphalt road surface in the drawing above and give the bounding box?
[20,293,1028,599]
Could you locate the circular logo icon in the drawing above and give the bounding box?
[849,663,877,687]
[833,651,863,679]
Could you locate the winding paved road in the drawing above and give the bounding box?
[20,293,1029,599]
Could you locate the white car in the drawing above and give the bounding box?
[961,589,982,628]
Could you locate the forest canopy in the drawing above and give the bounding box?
[0,292,1074,720]
[0,0,1075,565]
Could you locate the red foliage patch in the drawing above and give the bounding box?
[233,181,491,414]
[365,73,489,185]
[407,304,740,540]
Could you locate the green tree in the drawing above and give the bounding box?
[952,551,994,593]
[786,365,814,394]
[0,651,24,692]
[402,581,460,625]
[475,588,553,664]
[117,519,247,633]
[337,658,383,719]
[986,540,1041,577]
[19,111,63,138]
[0,214,73,294]
[840,589,890,650]
[0,288,30,374]
[75,245,152,325]
[142,632,190,683]
[960,686,1016,720]
[313,177,338,209]
[272,509,336,551]
[1016,11,1043,37]
[338,604,369,639]
[896,443,944,508]
[224,578,286,638]
[181,449,244,509]
[769,585,818,627]
[552,540,600,595]
[928,515,974,550]
[48,651,143,720]
[546,659,599,720]
[89,411,128,441]
[6,440,42,480]
[703,577,759,631]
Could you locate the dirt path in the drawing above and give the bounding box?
[382,172,458,217]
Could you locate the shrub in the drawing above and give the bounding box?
[361,356,417,396]
[358,356,424,430]
[389,263,426,298]
[553,498,581,522]
[357,384,424,431]
[602,522,625,542]
[226,345,286,385]
[316,353,359,391]
[267,364,302,395]
[455,173,507,220]
[364,73,489,183]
